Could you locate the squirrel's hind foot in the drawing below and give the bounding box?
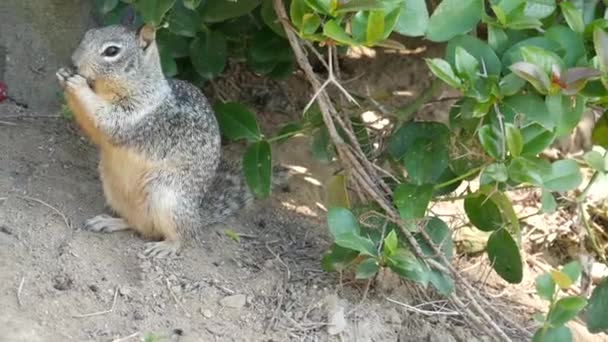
[143,240,181,259]
[84,214,130,233]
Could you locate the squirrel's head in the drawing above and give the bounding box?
[71,24,162,84]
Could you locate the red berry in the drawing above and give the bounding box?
[0,82,7,103]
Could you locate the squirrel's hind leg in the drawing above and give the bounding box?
[84,214,131,233]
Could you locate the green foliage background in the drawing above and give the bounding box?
[96,0,608,339]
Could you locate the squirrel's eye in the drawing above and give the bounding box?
[102,46,120,57]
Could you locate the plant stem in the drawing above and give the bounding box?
[434,166,483,190]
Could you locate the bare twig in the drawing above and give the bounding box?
[110,332,140,342]
[16,276,25,307]
[386,297,460,316]
[166,277,191,317]
[17,195,71,230]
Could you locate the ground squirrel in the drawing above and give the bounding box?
[57,24,287,258]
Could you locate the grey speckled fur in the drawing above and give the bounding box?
[65,25,287,244]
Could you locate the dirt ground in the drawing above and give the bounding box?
[0,41,607,342]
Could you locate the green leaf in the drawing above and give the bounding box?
[134,0,176,26]
[520,45,564,75]
[488,25,509,53]
[305,0,331,14]
[548,296,587,326]
[540,190,557,213]
[500,94,552,130]
[383,230,398,257]
[416,217,453,262]
[425,0,482,42]
[200,0,262,22]
[487,229,523,284]
[543,159,583,192]
[326,174,350,209]
[532,326,572,342]
[425,59,462,88]
[393,183,433,221]
[96,0,119,14]
[168,1,201,37]
[594,28,608,71]
[505,123,523,157]
[301,13,322,35]
[445,35,502,76]
[388,122,450,185]
[521,123,556,156]
[454,47,479,81]
[478,124,503,160]
[509,61,550,94]
[243,140,272,198]
[584,150,607,173]
[560,2,585,33]
[524,0,556,18]
[356,258,380,279]
[428,269,455,296]
[182,0,202,10]
[508,156,552,186]
[502,37,561,73]
[327,207,359,236]
[158,43,178,77]
[322,244,359,272]
[593,111,608,148]
[261,0,286,37]
[535,273,556,301]
[545,94,584,138]
[311,127,333,163]
[323,19,358,45]
[499,73,527,96]
[335,234,378,257]
[464,192,504,232]
[366,10,385,44]
[482,163,508,183]
[585,276,608,333]
[290,0,309,29]
[561,260,582,284]
[157,29,190,58]
[214,102,261,141]
[190,30,227,79]
[387,250,429,286]
[545,25,586,68]
[393,0,428,37]
[334,0,386,13]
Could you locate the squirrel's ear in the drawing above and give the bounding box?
[137,24,156,49]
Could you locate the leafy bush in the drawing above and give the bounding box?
[96,0,608,337]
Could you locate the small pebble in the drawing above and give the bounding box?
[219,294,247,309]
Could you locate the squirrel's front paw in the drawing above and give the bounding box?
[56,67,74,89]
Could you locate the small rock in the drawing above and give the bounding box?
[246,295,254,305]
[52,275,73,291]
[220,294,247,309]
[0,225,13,235]
[201,309,213,318]
[88,284,99,292]
[119,287,131,297]
[133,311,145,320]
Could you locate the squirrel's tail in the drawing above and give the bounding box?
[198,159,290,226]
